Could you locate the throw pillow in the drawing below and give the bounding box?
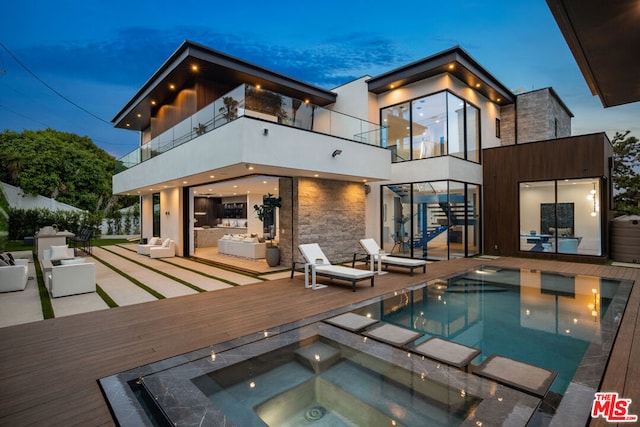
[162,239,171,247]
[0,259,8,266]
[50,245,69,260]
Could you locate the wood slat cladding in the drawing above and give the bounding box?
[482,133,613,260]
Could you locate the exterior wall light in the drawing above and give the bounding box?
[332,149,342,157]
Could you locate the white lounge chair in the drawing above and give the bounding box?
[359,238,426,276]
[298,243,374,292]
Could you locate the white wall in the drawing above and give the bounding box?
[113,118,391,195]
[330,76,372,122]
[2,182,83,212]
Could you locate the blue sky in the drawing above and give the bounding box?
[1,0,639,158]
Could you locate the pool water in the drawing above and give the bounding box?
[353,267,622,395]
[193,338,479,426]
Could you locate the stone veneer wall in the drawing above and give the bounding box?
[279,177,366,266]
[499,104,516,145]
[516,88,572,143]
[498,88,572,146]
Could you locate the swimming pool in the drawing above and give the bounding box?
[99,265,632,427]
[351,266,632,424]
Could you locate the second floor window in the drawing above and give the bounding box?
[381,91,480,163]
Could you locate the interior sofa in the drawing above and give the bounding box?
[218,235,266,259]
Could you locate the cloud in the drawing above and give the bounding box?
[9,26,412,90]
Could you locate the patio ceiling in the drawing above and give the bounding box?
[367,46,515,106]
[112,40,337,131]
[547,0,640,107]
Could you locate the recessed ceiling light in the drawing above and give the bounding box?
[475,83,481,88]
[233,185,238,188]
[151,100,156,105]
[191,64,199,71]
[263,181,267,184]
[137,113,142,118]
[183,181,187,184]
[169,84,176,90]
[210,175,215,178]
[448,64,455,70]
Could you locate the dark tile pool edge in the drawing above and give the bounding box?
[548,278,634,427]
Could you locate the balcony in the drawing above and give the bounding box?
[116,84,382,171]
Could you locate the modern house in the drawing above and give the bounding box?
[112,40,613,267]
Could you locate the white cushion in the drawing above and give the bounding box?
[162,238,171,248]
[148,237,159,245]
[61,258,86,265]
[50,245,70,260]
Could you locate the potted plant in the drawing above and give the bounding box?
[253,194,282,267]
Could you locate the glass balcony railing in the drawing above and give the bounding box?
[116,84,382,171]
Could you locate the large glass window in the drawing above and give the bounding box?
[381,181,480,260]
[412,93,446,160]
[519,178,601,255]
[381,102,410,162]
[381,91,480,163]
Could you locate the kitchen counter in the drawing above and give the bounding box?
[195,227,247,248]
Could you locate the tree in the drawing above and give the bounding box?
[0,129,134,214]
[612,131,640,215]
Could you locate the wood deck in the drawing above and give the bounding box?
[0,257,638,426]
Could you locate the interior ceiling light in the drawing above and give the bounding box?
[137,113,142,118]
[191,64,199,71]
[151,100,156,105]
[475,83,481,88]
[448,64,455,70]
[169,83,176,90]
